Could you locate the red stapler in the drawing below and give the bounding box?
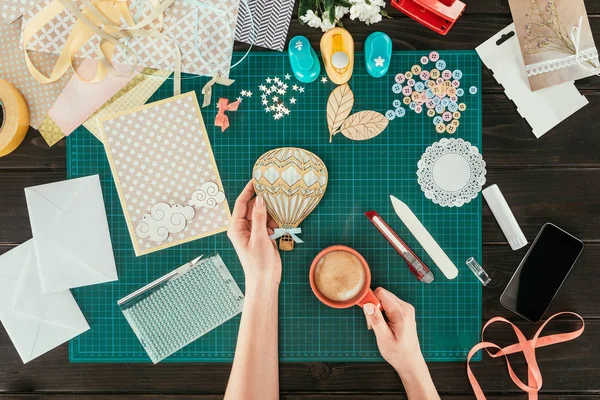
[391,0,465,35]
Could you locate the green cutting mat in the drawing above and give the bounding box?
[68,51,482,363]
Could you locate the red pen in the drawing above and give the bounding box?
[365,211,434,283]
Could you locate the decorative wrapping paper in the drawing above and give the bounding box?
[234,0,295,51]
[83,68,169,142]
[38,60,139,146]
[99,91,231,256]
[0,0,42,23]
[22,0,240,77]
[508,0,599,91]
[0,19,72,129]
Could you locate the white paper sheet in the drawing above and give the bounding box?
[476,24,589,138]
[0,240,90,363]
[25,175,118,293]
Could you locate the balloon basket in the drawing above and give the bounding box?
[279,234,295,251]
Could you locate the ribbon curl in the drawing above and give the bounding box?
[214,98,239,132]
[270,228,303,244]
[202,73,235,107]
[467,312,584,400]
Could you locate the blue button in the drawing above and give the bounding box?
[457,88,465,97]
[395,107,405,117]
[441,98,450,107]
[433,116,443,125]
[452,70,463,80]
[393,99,401,108]
[432,97,441,105]
[448,102,458,112]
[425,89,434,98]
[436,60,446,70]
[409,102,417,110]
[385,110,396,120]
[469,86,478,94]
[435,104,444,113]
[392,84,402,94]
[414,82,425,92]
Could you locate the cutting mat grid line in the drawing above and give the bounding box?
[67,51,482,363]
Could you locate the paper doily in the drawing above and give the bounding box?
[417,138,486,207]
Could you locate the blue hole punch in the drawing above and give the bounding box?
[288,36,320,83]
[365,32,392,78]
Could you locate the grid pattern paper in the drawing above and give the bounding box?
[67,51,482,363]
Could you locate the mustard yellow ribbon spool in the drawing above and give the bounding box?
[0,79,30,157]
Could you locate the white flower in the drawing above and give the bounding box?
[300,9,323,29]
[349,0,385,25]
[335,6,350,20]
[321,11,336,31]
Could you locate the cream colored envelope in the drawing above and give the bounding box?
[25,175,118,293]
[0,240,90,364]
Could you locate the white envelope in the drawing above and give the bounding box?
[25,175,118,293]
[0,240,90,363]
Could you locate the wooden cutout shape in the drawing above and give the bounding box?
[253,148,328,251]
[326,84,388,142]
[327,83,354,141]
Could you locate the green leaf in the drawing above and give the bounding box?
[380,9,393,19]
[324,0,334,12]
[335,0,352,7]
[298,0,318,22]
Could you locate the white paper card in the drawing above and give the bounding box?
[476,24,589,138]
[24,175,118,293]
[0,240,90,363]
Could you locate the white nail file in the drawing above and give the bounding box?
[390,196,459,279]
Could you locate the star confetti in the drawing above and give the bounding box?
[321,77,328,83]
[256,73,307,120]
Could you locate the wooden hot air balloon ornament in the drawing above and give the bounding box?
[253,148,328,251]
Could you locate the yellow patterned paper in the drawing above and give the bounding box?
[84,69,168,142]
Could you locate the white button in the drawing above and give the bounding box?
[331,52,349,69]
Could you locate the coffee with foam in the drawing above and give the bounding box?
[314,250,366,302]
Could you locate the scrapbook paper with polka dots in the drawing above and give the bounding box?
[99,91,231,256]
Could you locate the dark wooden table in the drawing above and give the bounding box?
[2,1,600,398]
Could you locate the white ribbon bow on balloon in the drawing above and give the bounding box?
[269,228,304,244]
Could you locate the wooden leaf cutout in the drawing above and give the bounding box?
[326,83,354,141]
[338,111,389,141]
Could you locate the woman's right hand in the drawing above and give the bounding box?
[362,287,424,373]
[227,180,281,293]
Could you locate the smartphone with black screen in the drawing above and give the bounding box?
[500,223,583,323]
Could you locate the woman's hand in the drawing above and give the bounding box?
[363,288,439,399]
[362,287,424,373]
[227,180,282,292]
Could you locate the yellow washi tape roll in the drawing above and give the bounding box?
[0,79,29,157]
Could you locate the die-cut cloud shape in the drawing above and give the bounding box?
[135,203,195,243]
[189,182,226,209]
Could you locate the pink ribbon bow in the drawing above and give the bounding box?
[215,98,240,132]
[467,312,585,399]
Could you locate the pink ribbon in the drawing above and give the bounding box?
[467,312,585,399]
[215,98,240,132]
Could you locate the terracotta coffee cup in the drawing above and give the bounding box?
[309,245,381,310]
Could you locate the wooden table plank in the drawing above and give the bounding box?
[0,319,593,394]
[0,395,597,400]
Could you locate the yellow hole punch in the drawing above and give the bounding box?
[320,27,354,85]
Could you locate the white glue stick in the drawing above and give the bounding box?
[482,184,528,251]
